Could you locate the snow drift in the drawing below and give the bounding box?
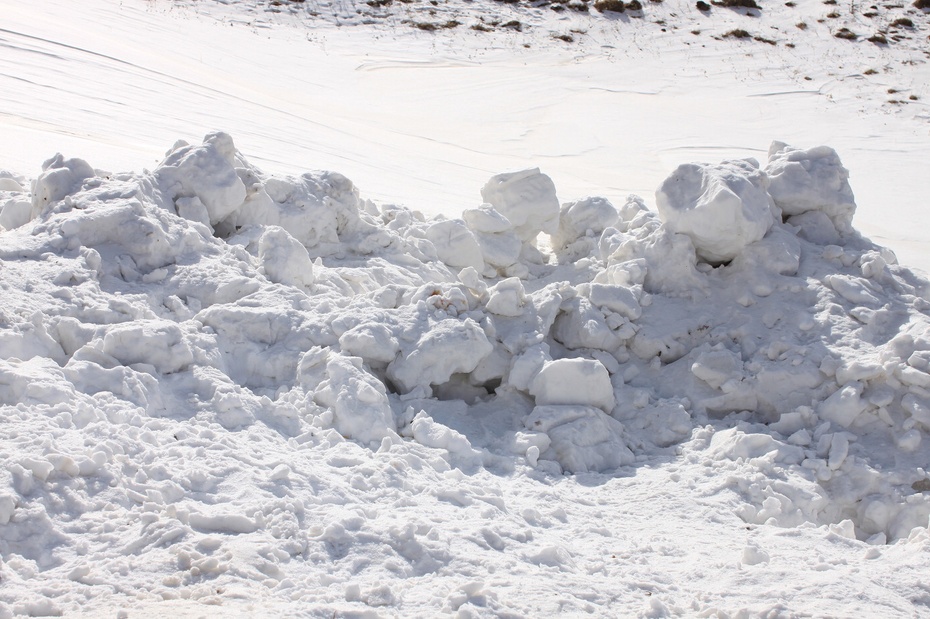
[3,133,930,615]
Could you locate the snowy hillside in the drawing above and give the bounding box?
[2,1,930,617]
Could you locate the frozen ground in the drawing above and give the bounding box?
[2,0,930,617]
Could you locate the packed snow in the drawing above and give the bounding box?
[3,0,930,617]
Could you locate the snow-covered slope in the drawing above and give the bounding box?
[3,1,930,617]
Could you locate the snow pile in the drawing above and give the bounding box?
[2,133,930,615]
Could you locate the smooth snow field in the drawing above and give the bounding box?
[2,0,930,617]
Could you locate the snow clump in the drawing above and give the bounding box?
[655,158,776,263]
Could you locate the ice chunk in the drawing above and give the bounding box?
[525,405,633,473]
[655,158,775,263]
[480,168,560,243]
[529,358,616,413]
[765,142,856,232]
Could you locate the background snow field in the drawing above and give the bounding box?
[2,0,930,617]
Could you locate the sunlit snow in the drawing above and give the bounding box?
[2,0,930,617]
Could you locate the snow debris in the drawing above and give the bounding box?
[5,132,930,616]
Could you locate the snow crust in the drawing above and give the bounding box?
[4,132,930,616]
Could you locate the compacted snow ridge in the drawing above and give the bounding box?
[3,131,930,617]
[3,0,930,617]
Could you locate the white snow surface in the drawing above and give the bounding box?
[2,0,930,617]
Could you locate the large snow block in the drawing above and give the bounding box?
[156,132,247,225]
[480,168,560,243]
[529,358,616,413]
[525,405,633,473]
[765,142,856,232]
[655,158,775,264]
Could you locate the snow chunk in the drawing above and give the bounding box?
[0,493,15,525]
[507,343,552,392]
[425,218,484,271]
[825,274,881,306]
[529,358,616,414]
[189,511,258,534]
[100,320,193,375]
[655,158,775,263]
[387,318,493,393]
[339,323,400,364]
[818,382,866,428]
[408,411,483,466]
[553,297,624,351]
[691,348,743,390]
[525,405,633,473]
[486,278,527,317]
[157,132,247,225]
[480,168,559,243]
[585,283,642,320]
[259,225,316,289]
[303,349,396,444]
[551,196,619,252]
[474,229,522,272]
[463,204,513,234]
[765,142,856,232]
[31,153,96,219]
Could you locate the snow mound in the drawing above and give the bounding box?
[4,133,930,615]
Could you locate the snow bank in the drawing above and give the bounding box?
[3,133,930,615]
